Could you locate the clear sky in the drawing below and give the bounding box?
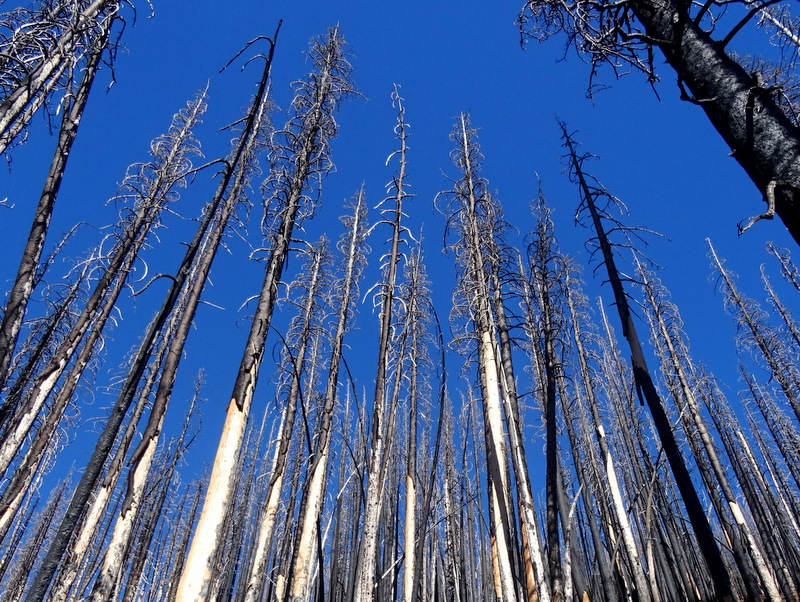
[1,0,796,477]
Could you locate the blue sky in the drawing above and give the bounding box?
[1,1,797,476]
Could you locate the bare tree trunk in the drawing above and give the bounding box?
[637,260,779,600]
[0,0,119,155]
[709,240,800,423]
[630,0,800,244]
[353,87,410,602]
[88,376,202,601]
[525,200,570,602]
[0,89,207,480]
[177,26,358,601]
[287,190,367,602]
[0,19,108,391]
[445,113,520,602]
[562,126,734,601]
[43,286,187,602]
[0,477,69,602]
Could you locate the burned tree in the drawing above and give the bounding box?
[177,26,355,600]
[562,125,735,600]
[520,0,800,243]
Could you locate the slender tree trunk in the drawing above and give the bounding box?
[448,113,519,602]
[353,88,410,602]
[0,19,108,391]
[287,191,367,602]
[562,127,734,600]
[709,240,800,423]
[638,261,778,600]
[496,263,549,602]
[564,275,651,602]
[0,90,206,480]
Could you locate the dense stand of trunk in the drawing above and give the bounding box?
[22,53,270,602]
[5,18,800,602]
[0,18,108,391]
[177,28,359,599]
[562,127,734,600]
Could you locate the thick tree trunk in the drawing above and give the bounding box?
[632,0,800,243]
[563,129,734,600]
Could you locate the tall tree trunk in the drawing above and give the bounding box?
[0,89,206,480]
[353,87,410,602]
[562,126,734,600]
[564,273,651,602]
[709,240,800,423]
[287,190,368,602]
[0,18,108,391]
[446,113,520,602]
[177,26,357,600]
[637,260,778,600]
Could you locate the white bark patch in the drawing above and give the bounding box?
[176,398,248,601]
[0,363,64,475]
[291,450,328,600]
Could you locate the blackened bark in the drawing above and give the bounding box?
[632,0,800,243]
[0,23,106,391]
[563,128,734,600]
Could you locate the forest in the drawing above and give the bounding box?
[1,0,800,601]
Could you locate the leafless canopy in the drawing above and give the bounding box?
[520,0,800,108]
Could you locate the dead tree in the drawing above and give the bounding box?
[562,125,735,600]
[709,240,800,424]
[0,13,112,391]
[0,93,207,556]
[353,86,412,602]
[0,0,122,155]
[285,190,368,602]
[442,114,528,602]
[564,267,651,602]
[520,0,800,243]
[176,26,355,600]
[241,238,330,602]
[767,243,800,293]
[637,259,778,600]
[524,195,569,602]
